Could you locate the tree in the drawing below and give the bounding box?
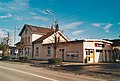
[0,42,7,57]
[0,32,10,59]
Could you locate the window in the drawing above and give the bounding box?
[28,48,29,56]
[24,48,27,56]
[86,50,90,55]
[96,50,103,52]
[25,37,27,43]
[25,29,28,35]
[21,38,24,44]
[47,47,51,55]
[66,52,78,59]
[36,47,39,56]
[28,37,30,44]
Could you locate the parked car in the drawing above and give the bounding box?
[0,56,2,60]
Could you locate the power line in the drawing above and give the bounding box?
[58,0,120,22]
[54,0,84,13]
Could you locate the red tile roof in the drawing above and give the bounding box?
[19,24,53,36]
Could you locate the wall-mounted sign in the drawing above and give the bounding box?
[95,43,104,47]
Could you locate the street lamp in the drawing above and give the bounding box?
[45,10,57,25]
[45,10,59,58]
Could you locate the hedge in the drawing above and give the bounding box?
[48,58,62,65]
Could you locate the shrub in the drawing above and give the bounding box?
[19,57,28,62]
[48,58,62,65]
[2,56,10,61]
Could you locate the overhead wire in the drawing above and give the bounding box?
[58,0,120,22]
[54,0,84,13]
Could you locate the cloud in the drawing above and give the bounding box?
[91,23,101,27]
[0,0,29,12]
[32,16,49,22]
[64,22,83,29]
[0,28,14,38]
[103,23,113,32]
[118,22,120,24]
[0,14,12,19]
[72,30,85,36]
[30,12,38,15]
[16,17,23,21]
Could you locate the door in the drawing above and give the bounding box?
[85,49,94,63]
[61,49,64,61]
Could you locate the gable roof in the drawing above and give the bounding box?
[33,31,69,43]
[33,31,54,43]
[19,24,53,36]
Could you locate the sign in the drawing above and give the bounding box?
[95,43,104,47]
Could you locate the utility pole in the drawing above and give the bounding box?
[14,25,20,46]
[46,10,59,58]
[6,32,10,45]
[14,25,17,46]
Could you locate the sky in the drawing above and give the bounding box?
[0,0,120,45]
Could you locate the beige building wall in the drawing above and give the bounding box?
[61,42,84,62]
[33,39,112,63]
[33,41,84,62]
[20,27,44,58]
[33,43,54,60]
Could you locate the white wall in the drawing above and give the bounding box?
[32,34,43,42]
[42,32,67,44]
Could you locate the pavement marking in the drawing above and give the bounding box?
[0,65,58,81]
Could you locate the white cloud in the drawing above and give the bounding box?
[103,23,113,32]
[64,22,83,29]
[16,17,23,21]
[30,12,38,15]
[32,16,49,22]
[0,0,29,11]
[72,30,85,36]
[91,23,101,27]
[0,28,14,38]
[0,14,12,19]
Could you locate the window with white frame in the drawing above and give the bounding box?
[66,52,78,59]
[47,46,51,55]
[36,47,39,56]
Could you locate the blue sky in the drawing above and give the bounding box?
[0,0,120,45]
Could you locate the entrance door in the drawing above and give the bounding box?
[61,49,64,61]
[85,49,94,63]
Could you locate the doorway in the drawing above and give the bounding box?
[85,49,94,63]
[61,49,64,61]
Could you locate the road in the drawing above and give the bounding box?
[0,61,105,81]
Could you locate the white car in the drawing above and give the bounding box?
[0,57,2,60]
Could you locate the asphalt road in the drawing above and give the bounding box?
[0,61,105,81]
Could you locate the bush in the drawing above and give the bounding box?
[2,56,10,61]
[48,58,62,65]
[19,57,28,62]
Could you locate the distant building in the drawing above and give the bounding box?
[110,39,120,61]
